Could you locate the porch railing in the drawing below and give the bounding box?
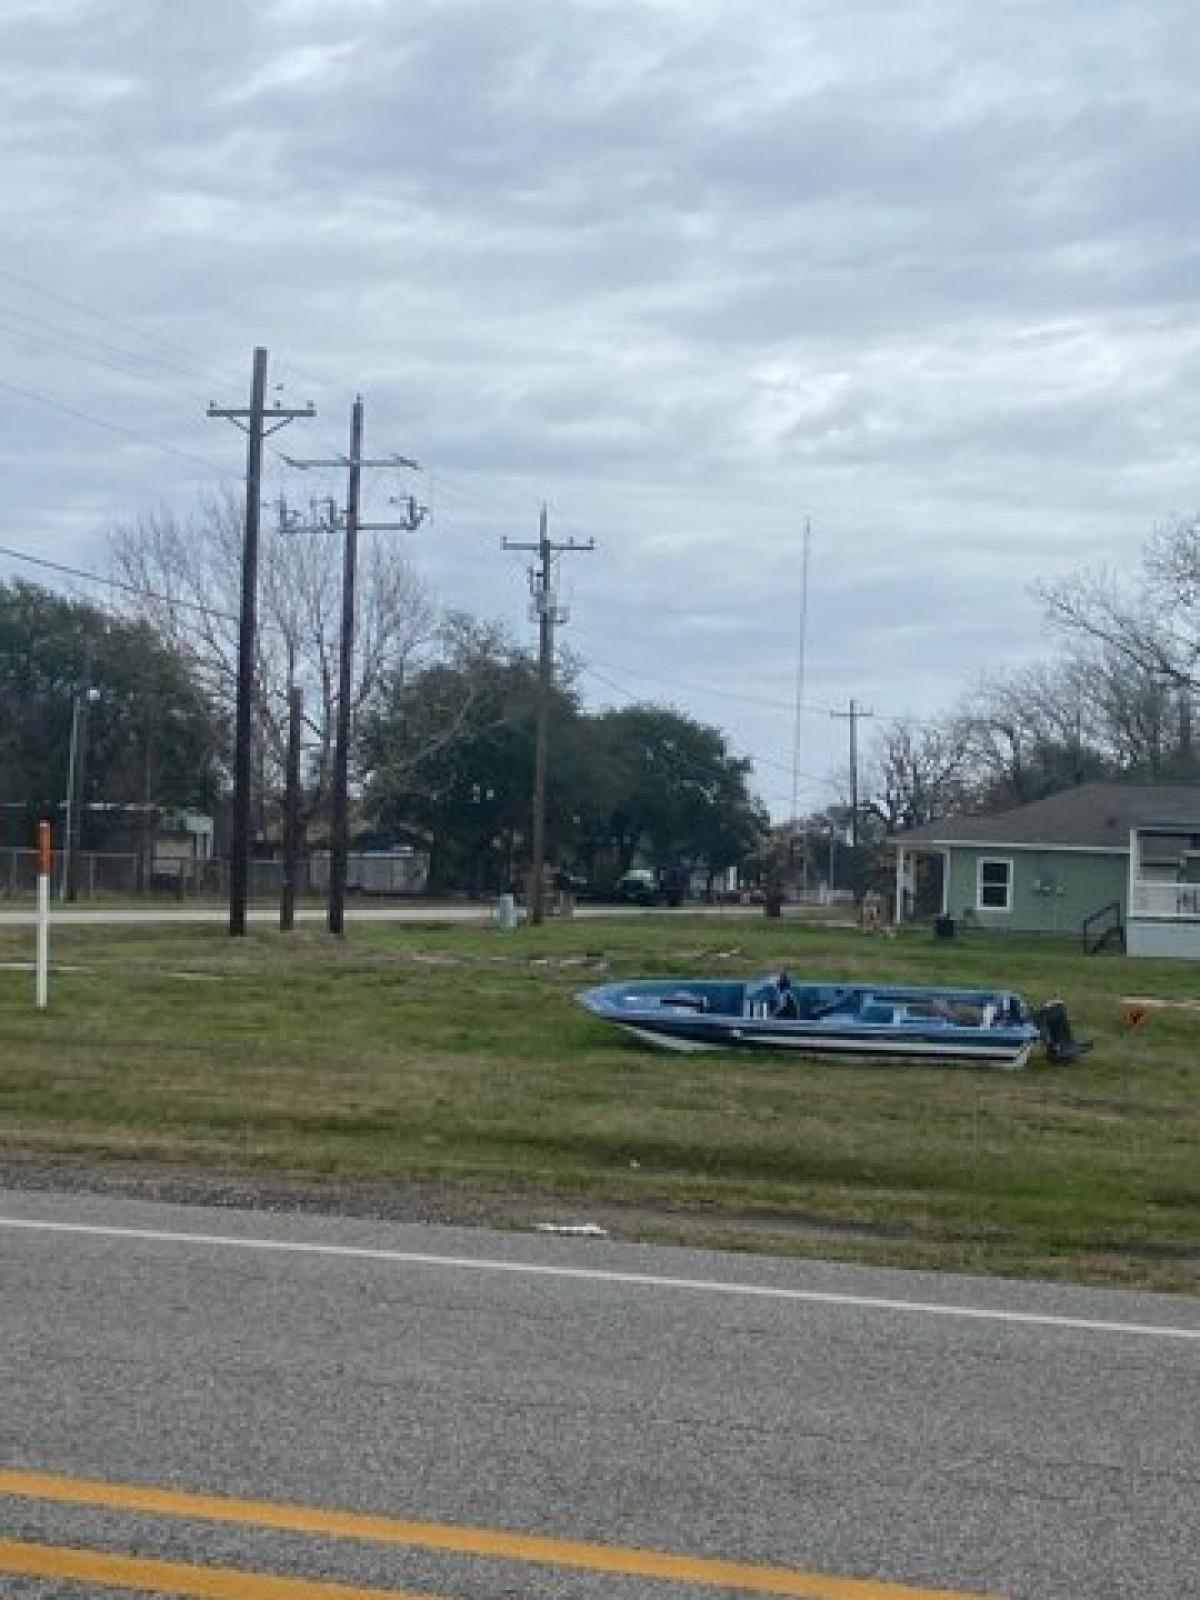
[1129,879,1200,920]
[1081,900,1124,954]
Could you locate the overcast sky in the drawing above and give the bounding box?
[1,0,1197,817]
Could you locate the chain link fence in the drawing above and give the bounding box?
[0,850,428,902]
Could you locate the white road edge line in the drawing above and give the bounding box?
[1,1215,1197,1341]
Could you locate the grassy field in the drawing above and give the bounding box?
[0,913,1196,1290]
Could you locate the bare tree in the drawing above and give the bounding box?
[863,716,971,832]
[1037,515,1200,692]
[949,656,1120,808]
[110,490,438,827]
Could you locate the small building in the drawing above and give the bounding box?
[891,782,1200,958]
[308,845,429,897]
[83,804,214,881]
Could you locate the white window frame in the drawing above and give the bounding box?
[976,855,1013,913]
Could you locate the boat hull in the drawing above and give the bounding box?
[577,977,1042,1068]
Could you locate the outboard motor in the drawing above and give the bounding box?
[1035,999,1093,1065]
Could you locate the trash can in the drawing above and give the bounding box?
[495,893,518,931]
[764,889,783,919]
[934,915,956,940]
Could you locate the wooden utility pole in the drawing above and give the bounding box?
[503,509,593,925]
[280,684,304,933]
[208,349,313,936]
[329,397,363,939]
[62,644,97,904]
[830,697,873,897]
[286,404,423,935]
[61,692,85,901]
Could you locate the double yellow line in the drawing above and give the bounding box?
[0,1467,1002,1599]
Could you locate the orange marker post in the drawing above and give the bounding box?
[35,821,52,1009]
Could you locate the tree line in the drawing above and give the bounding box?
[5,500,1196,892]
[1,496,765,891]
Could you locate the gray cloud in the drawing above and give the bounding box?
[1,0,1197,811]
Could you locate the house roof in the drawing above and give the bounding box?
[892,782,1200,851]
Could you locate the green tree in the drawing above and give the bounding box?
[359,617,581,891]
[575,705,767,888]
[0,581,223,838]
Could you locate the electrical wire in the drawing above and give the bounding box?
[0,375,227,475]
[578,649,841,717]
[0,541,242,629]
[0,266,940,751]
[0,265,248,393]
[577,662,835,793]
[0,302,218,401]
[0,266,566,538]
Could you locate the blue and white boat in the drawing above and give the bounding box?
[576,975,1087,1068]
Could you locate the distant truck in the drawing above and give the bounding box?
[613,868,658,904]
[612,868,686,907]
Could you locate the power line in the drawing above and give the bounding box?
[0,541,243,627]
[580,650,841,716]
[578,662,835,791]
[0,264,248,393]
[0,302,218,398]
[0,304,305,488]
[0,279,332,482]
[0,265,583,557]
[0,375,227,474]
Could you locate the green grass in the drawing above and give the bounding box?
[0,915,1196,1290]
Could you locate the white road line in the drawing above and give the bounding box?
[1,1215,1197,1342]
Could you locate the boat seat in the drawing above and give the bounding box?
[804,993,856,1019]
[860,1002,896,1024]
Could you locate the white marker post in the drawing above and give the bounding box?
[35,820,51,1010]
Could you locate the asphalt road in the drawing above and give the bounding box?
[0,1192,1197,1600]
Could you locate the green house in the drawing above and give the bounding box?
[891,782,1200,957]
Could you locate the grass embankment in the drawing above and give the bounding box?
[0,916,1196,1290]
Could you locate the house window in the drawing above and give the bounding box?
[977,857,1013,912]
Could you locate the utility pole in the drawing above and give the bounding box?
[272,495,321,933]
[503,508,593,925]
[280,684,304,933]
[286,403,423,935]
[830,697,873,896]
[62,683,97,902]
[208,349,313,936]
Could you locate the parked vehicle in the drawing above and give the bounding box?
[552,868,589,896]
[613,869,660,905]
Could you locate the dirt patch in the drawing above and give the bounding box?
[1122,994,1200,1014]
[0,1151,915,1245]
